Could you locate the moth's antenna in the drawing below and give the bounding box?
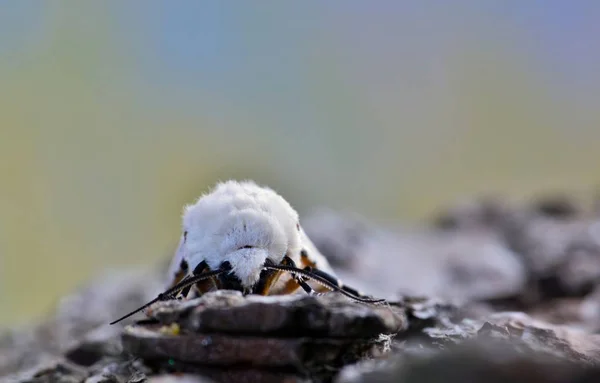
[265,265,386,304]
[109,295,163,326]
[109,269,224,325]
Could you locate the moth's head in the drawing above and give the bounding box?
[174,180,302,290]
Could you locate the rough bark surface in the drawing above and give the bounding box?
[5,195,600,382]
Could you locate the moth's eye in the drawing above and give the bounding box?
[296,223,300,231]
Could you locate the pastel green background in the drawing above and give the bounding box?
[2,2,599,325]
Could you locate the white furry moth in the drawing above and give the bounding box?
[111,180,384,325]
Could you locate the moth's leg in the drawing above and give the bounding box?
[304,266,371,299]
[278,277,303,295]
[296,278,323,295]
[300,249,333,293]
[172,276,191,300]
[252,269,283,295]
[188,261,219,297]
[266,255,338,296]
[276,255,317,295]
[256,255,301,295]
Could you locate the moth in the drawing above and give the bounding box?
[110,180,384,325]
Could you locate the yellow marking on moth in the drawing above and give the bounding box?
[300,250,317,268]
[279,277,302,294]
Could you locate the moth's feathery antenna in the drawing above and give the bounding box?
[265,265,386,304]
[109,269,224,325]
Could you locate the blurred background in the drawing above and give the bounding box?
[1,1,600,326]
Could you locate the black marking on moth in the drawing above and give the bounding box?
[180,259,189,271]
[193,260,208,275]
[217,261,244,292]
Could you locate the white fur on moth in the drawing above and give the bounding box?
[167,179,335,294]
